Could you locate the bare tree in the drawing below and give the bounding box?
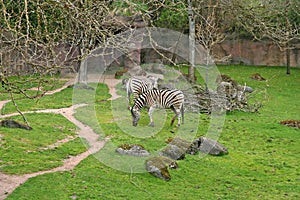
[0,0,132,124]
[0,0,77,124]
[223,0,300,74]
[187,0,196,83]
[192,0,226,89]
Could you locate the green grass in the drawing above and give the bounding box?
[2,83,111,114]
[0,82,111,174]
[0,75,67,101]
[0,113,88,174]
[1,88,73,115]
[4,65,300,199]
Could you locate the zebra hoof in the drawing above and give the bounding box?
[176,124,180,127]
[148,122,154,127]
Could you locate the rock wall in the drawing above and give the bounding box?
[140,39,300,67]
[213,39,300,67]
[0,42,80,76]
[3,37,299,77]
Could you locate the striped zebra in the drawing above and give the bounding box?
[130,89,184,127]
[123,77,158,106]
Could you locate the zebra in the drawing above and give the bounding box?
[130,89,184,127]
[123,77,158,107]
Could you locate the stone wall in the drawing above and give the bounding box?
[213,39,300,67]
[139,39,300,67]
[2,38,299,76]
[0,42,79,76]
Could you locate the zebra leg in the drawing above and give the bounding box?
[171,109,181,127]
[126,81,130,105]
[171,114,176,126]
[148,106,155,127]
[176,112,181,127]
[170,107,177,126]
[126,91,131,109]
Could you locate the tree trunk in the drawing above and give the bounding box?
[78,59,88,84]
[205,50,210,92]
[286,47,290,75]
[77,48,88,84]
[188,0,195,83]
[285,0,291,75]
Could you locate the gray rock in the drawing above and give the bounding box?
[186,139,201,155]
[116,144,150,157]
[158,83,177,90]
[164,136,229,156]
[159,144,186,160]
[198,137,228,156]
[146,72,164,82]
[130,67,147,76]
[145,156,178,181]
[240,85,254,93]
[143,63,167,74]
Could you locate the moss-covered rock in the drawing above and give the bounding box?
[165,136,229,157]
[116,143,150,157]
[145,156,178,181]
[159,144,186,160]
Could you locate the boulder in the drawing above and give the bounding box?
[146,72,164,83]
[164,136,229,156]
[198,137,228,156]
[116,144,150,157]
[159,144,186,160]
[163,137,190,159]
[145,156,178,181]
[127,66,147,77]
[143,63,167,75]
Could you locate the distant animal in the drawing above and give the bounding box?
[123,77,158,106]
[130,89,184,127]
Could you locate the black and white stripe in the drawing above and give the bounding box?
[124,77,157,106]
[130,89,184,127]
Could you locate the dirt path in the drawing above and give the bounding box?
[0,75,121,200]
[90,74,122,100]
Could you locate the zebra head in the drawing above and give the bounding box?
[130,107,140,126]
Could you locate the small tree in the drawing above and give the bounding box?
[193,0,226,89]
[187,0,195,83]
[0,0,129,123]
[224,0,300,74]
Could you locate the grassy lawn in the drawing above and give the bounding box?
[0,75,67,101]
[0,113,87,174]
[0,82,111,175]
[1,83,111,115]
[4,65,300,199]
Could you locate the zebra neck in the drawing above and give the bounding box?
[133,101,145,111]
[133,97,147,110]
